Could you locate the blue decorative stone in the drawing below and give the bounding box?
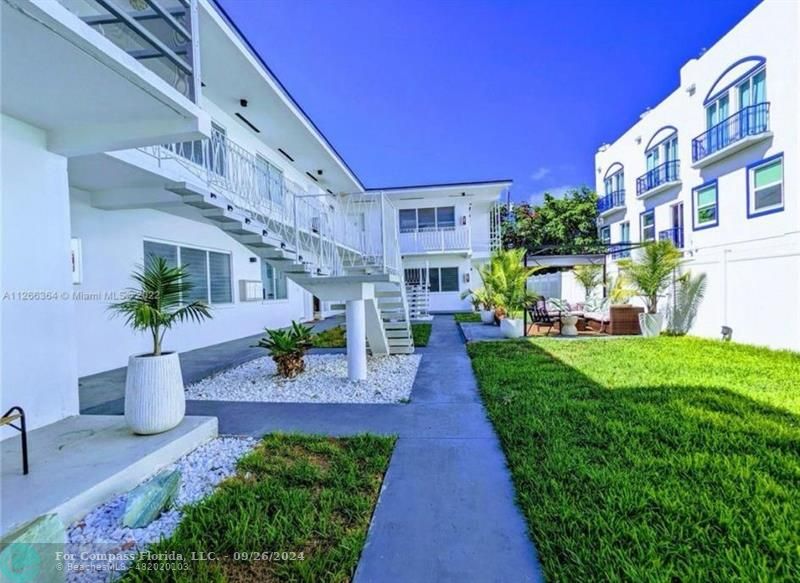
[122,469,181,528]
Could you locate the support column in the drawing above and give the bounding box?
[346,299,367,381]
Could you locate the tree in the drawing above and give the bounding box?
[501,186,601,254]
[573,264,603,300]
[617,240,683,314]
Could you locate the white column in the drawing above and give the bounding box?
[345,299,367,381]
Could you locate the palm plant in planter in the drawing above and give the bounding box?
[573,264,603,301]
[109,257,211,434]
[459,286,498,324]
[255,321,313,378]
[617,240,683,337]
[482,249,540,338]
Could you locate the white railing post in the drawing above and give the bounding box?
[292,189,300,255]
[380,192,387,273]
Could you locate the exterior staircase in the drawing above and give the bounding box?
[166,179,414,356]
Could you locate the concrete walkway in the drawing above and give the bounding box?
[85,316,543,582]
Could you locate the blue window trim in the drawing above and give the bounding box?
[746,152,785,219]
[603,162,624,180]
[692,179,720,231]
[644,126,678,153]
[639,209,655,242]
[704,56,766,105]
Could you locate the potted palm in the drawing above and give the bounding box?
[573,264,602,301]
[617,240,682,337]
[482,249,540,338]
[255,321,313,378]
[460,287,496,324]
[109,257,211,434]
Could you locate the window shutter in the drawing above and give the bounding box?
[209,251,232,303]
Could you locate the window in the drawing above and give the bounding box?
[398,207,457,232]
[692,181,719,229]
[748,154,783,217]
[261,261,288,300]
[429,267,459,292]
[620,222,630,243]
[600,226,611,245]
[256,155,284,206]
[144,241,232,304]
[640,210,655,242]
[738,68,766,109]
[605,171,623,195]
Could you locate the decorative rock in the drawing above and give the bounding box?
[0,513,65,583]
[122,469,181,528]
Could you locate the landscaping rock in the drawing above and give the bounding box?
[122,469,181,528]
[0,513,65,583]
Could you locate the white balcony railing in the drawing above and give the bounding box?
[138,134,401,279]
[399,227,471,254]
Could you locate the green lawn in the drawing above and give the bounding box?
[123,434,395,582]
[312,324,431,347]
[468,337,800,582]
[453,312,481,323]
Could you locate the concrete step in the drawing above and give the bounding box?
[383,321,409,329]
[379,302,404,310]
[238,233,281,249]
[385,329,411,338]
[180,193,222,210]
[283,262,312,274]
[330,303,346,311]
[389,346,415,354]
[202,205,245,224]
[261,248,296,261]
[388,338,412,347]
[376,291,402,298]
[220,217,263,236]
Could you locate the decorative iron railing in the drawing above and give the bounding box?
[398,227,471,254]
[692,102,770,163]
[139,133,401,278]
[609,243,631,259]
[636,161,680,196]
[58,0,200,101]
[597,190,626,213]
[659,226,684,249]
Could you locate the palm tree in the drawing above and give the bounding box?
[617,240,683,314]
[573,264,603,300]
[255,321,314,378]
[109,257,212,355]
[480,249,541,319]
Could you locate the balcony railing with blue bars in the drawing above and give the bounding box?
[692,102,770,163]
[659,226,684,249]
[609,243,631,259]
[597,190,626,213]
[636,160,680,196]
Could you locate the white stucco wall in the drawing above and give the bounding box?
[594,0,800,350]
[70,190,311,376]
[1,115,79,432]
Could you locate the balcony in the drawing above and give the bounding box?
[659,226,684,249]
[609,243,631,260]
[597,190,626,216]
[399,227,471,255]
[692,103,771,168]
[636,161,681,199]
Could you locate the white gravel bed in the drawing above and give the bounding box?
[65,437,256,582]
[186,354,422,404]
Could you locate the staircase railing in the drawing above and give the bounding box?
[139,135,402,278]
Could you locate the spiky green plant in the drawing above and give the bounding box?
[573,264,603,300]
[606,273,635,304]
[108,257,212,356]
[479,249,541,319]
[617,240,683,314]
[255,321,313,378]
[459,286,497,311]
[666,271,707,335]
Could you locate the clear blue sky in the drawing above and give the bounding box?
[216,0,761,203]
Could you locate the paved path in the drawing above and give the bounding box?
[85,316,543,582]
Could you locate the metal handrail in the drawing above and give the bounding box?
[658,226,684,249]
[597,190,625,212]
[636,160,680,195]
[692,102,770,162]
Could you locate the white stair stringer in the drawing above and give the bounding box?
[166,180,415,356]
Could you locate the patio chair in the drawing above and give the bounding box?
[526,297,560,336]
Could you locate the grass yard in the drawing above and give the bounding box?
[123,434,395,582]
[312,324,431,347]
[453,312,481,323]
[468,337,800,582]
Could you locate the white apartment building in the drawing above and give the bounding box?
[1,0,508,432]
[595,0,799,351]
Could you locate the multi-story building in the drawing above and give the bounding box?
[1,0,507,432]
[595,0,799,351]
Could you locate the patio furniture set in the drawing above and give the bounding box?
[526,297,644,337]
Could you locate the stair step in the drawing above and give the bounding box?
[238,234,280,249]
[385,330,411,338]
[376,292,402,298]
[220,219,263,236]
[383,321,408,329]
[202,206,244,223]
[181,193,221,210]
[389,346,415,355]
[283,262,311,274]
[379,302,403,310]
[261,248,295,261]
[388,338,412,347]
[330,303,346,311]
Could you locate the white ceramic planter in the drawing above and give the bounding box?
[560,314,579,337]
[125,352,186,435]
[480,310,495,325]
[500,318,524,338]
[638,313,664,337]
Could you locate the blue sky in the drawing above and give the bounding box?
[217,0,761,203]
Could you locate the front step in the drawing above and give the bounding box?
[389,346,415,355]
[388,337,412,347]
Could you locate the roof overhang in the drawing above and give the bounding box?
[199,0,363,194]
[1,0,210,156]
[368,180,512,201]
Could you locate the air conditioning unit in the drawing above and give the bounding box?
[239,280,263,302]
